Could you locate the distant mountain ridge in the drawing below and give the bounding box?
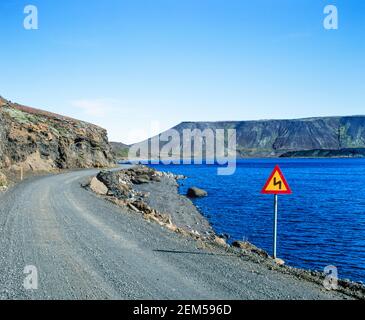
[131,116,365,158]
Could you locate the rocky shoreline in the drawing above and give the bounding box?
[87,165,365,300]
[86,165,218,243]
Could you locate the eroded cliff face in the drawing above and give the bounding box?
[0,96,115,172]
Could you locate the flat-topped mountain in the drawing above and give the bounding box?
[131,116,365,158]
[0,96,115,172]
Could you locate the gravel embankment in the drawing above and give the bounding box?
[134,176,214,238]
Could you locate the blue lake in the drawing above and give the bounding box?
[150,159,365,283]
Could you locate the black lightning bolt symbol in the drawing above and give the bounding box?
[273,177,282,189]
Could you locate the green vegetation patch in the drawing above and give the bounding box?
[115,148,129,159]
[3,107,41,125]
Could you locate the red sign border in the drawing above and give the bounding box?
[261,165,292,195]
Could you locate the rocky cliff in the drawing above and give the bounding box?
[0,96,115,172]
[131,116,365,158]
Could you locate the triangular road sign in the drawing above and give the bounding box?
[261,165,292,195]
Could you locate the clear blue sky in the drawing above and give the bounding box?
[0,0,364,143]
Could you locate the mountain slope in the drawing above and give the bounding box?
[0,96,115,172]
[110,141,130,160]
[131,116,365,158]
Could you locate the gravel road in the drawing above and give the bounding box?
[0,169,352,299]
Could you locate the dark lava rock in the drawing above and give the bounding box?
[131,173,151,184]
[219,233,230,240]
[231,241,269,258]
[151,176,161,182]
[96,170,130,198]
[187,187,207,198]
[133,177,150,184]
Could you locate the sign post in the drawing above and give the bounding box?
[273,194,278,258]
[261,165,292,259]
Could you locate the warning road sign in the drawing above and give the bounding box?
[261,165,292,259]
[261,165,292,195]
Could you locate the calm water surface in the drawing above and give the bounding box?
[150,159,365,283]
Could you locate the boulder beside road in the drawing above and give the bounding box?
[89,177,108,195]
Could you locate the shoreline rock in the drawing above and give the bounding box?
[187,187,208,198]
[232,241,269,258]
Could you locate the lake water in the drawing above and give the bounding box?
[150,159,365,283]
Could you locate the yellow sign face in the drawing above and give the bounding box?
[261,165,292,195]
